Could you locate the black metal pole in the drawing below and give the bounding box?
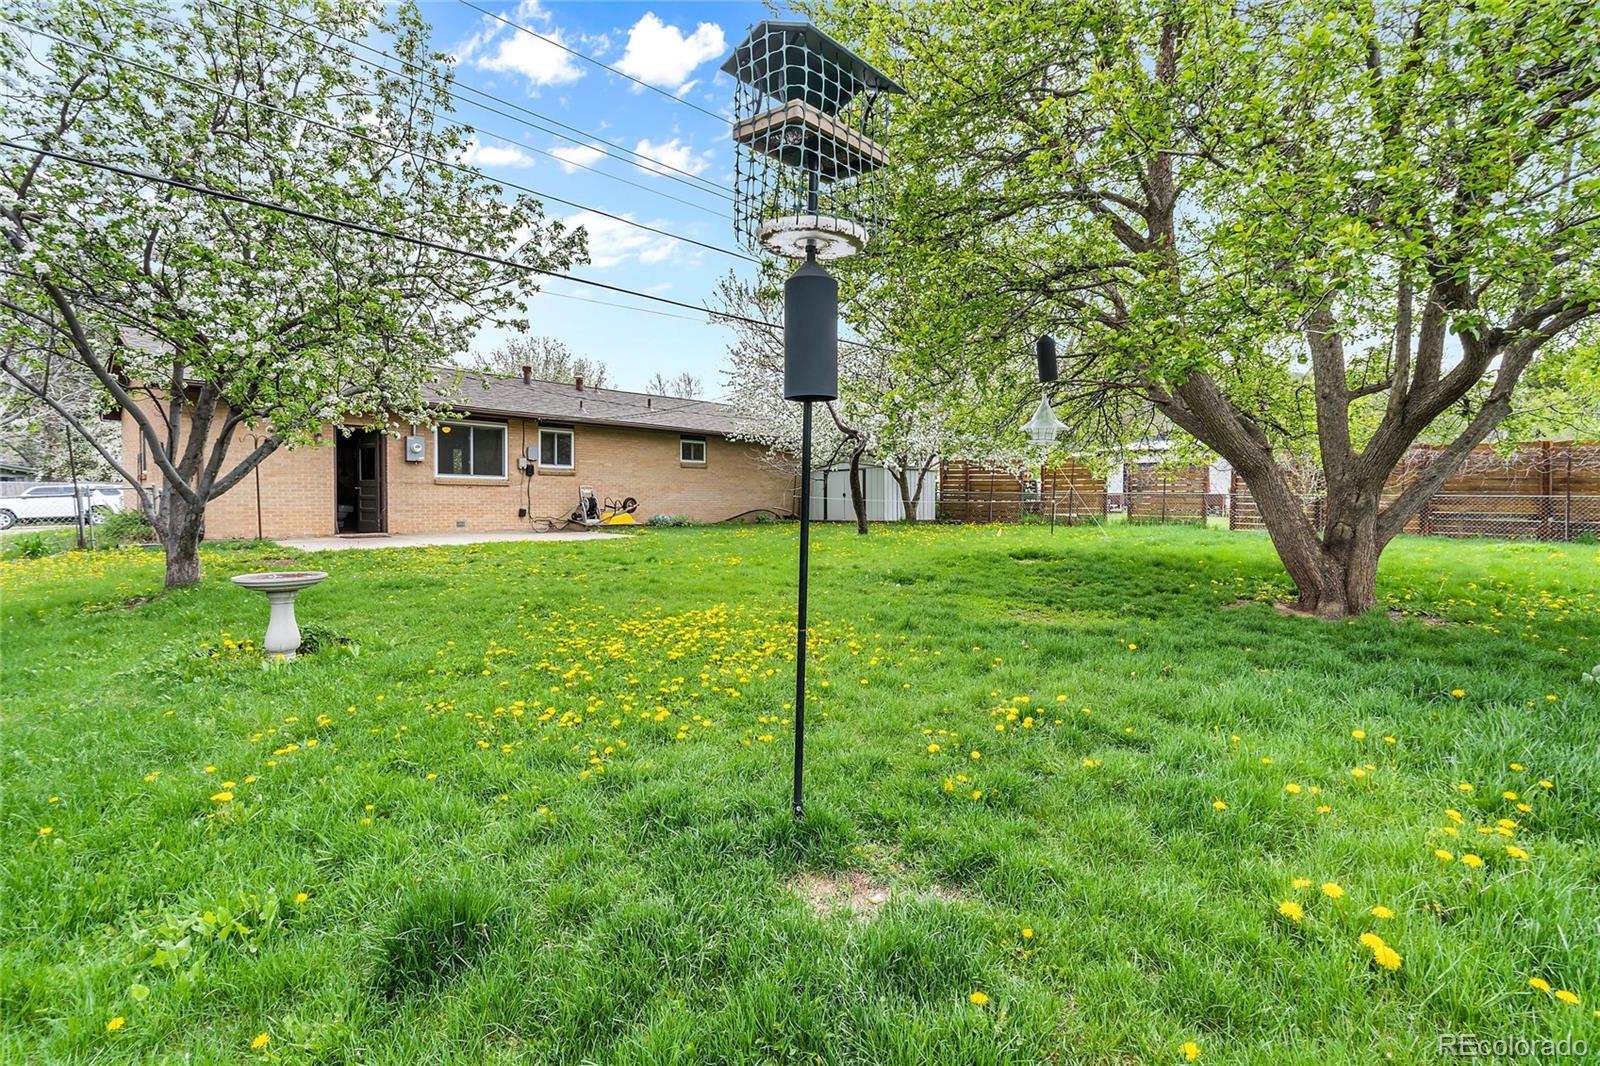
[793,399,813,817]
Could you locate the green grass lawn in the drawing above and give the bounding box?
[3,523,1597,1064]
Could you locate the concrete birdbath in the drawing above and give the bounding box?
[231,571,328,660]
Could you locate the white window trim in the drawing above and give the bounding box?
[434,418,508,480]
[679,436,707,465]
[539,426,576,470]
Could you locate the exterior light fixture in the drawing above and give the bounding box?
[726,21,902,817]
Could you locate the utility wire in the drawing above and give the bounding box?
[4,142,890,353]
[456,0,732,125]
[5,19,758,265]
[0,139,781,327]
[201,0,735,204]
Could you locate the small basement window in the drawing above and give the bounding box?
[539,426,575,469]
[436,420,506,478]
[680,436,707,465]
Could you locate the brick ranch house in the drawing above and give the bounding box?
[120,369,796,539]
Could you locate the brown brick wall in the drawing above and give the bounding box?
[121,401,795,538]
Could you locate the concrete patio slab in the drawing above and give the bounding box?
[276,529,628,551]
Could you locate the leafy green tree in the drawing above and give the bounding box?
[813,0,1599,616]
[1,0,585,585]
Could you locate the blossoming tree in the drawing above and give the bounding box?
[0,0,586,585]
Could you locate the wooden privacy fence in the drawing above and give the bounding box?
[937,459,1107,524]
[1229,442,1600,542]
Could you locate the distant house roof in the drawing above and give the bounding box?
[432,370,753,438]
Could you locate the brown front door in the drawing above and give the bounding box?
[355,432,384,532]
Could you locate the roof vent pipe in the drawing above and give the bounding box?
[575,375,584,391]
[647,397,653,409]
[522,364,532,385]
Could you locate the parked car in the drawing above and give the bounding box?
[0,484,125,529]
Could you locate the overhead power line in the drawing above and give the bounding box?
[4,141,891,353]
[4,19,758,265]
[0,139,779,327]
[203,0,735,204]
[455,0,732,125]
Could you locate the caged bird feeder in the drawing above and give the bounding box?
[725,21,905,262]
[724,21,902,817]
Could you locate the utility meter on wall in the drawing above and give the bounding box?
[404,435,425,462]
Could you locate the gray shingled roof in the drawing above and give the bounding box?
[429,370,753,437]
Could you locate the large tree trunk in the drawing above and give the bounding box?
[156,491,204,588]
[1259,484,1381,619]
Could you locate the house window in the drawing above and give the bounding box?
[435,420,506,478]
[680,436,707,465]
[539,426,575,469]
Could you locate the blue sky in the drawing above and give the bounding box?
[418,0,789,395]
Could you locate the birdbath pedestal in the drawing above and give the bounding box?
[231,571,328,659]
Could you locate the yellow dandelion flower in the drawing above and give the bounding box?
[1211,799,1227,811]
[927,743,940,753]
[106,1017,125,1032]
[1284,783,1302,794]
[251,1032,271,1050]
[1505,846,1529,860]
[1450,689,1465,698]
[1127,643,1137,651]
[1554,989,1580,1005]
[1461,853,1483,868]
[1456,782,1474,792]
[1292,878,1312,890]
[1315,804,1332,814]
[37,826,52,836]
[1529,977,1551,992]
[1435,849,1455,862]
[1538,780,1553,789]
[968,990,989,1006]
[1444,808,1464,824]
[1321,882,1344,899]
[1277,900,1304,922]
[210,791,233,803]
[1351,730,1366,740]
[1022,927,1034,940]
[1370,906,1394,919]
[294,892,309,904]
[1372,944,1402,970]
[1182,1041,1201,1061]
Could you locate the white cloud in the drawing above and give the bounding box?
[565,210,678,268]
[478,27,585,87]
[616,13,725,90]
[551,143,607,173]
[461,138,535,168]
[632,137,712,177]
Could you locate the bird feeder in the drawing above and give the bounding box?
[1023,394,1066,446]
[725,21,905,264]
[725,21,902,818]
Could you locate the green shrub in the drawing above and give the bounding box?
[99,508,154,545]
[8,532,57,559]
[647,513,693,527]
[373,884,502,998]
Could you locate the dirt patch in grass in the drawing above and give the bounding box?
[789,870,894,921]
[1389,609,1453,627]
[787,870,971,921]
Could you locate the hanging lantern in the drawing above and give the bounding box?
[1023,393,1065,446]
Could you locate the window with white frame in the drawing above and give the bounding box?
[679,436,707,464]
[435,420,506,478]
[539,426,575,469]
